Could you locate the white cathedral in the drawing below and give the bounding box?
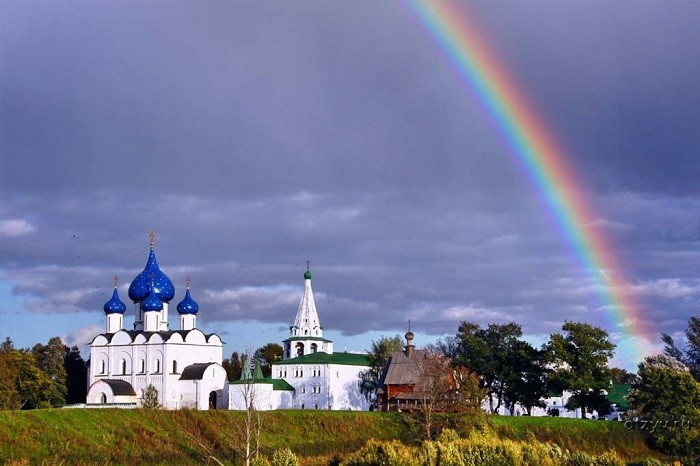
[86,235,369,410]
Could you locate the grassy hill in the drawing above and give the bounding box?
[0,409,657,465]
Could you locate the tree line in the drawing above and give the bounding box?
[360,316,700,463]
[0,336,88,410]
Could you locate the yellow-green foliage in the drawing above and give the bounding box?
[271,447,299,466]
[250,456,272,466]
[342,429,626,466]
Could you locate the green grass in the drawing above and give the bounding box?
[488,415,652,460]
[0,409,655,465]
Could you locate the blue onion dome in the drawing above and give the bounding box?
[103,287,126,314]
[128,244,175,303]
[141,282,164,312]
[177,286,199,315]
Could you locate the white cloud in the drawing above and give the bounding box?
[633,278,700,299]
[62,325,102,349]
[0,219,35,238]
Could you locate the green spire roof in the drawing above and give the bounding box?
[239,360,252,381]
[253,361,264,380]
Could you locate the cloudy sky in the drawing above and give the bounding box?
[1,1,699,371]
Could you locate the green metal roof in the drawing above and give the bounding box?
[282,336,332,343]
[230,377,295,391]
[606,384,630,411]
[273,351,370,367]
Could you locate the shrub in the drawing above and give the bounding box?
[251,456,271,466]
[343,439,422,466]
[271,447,299,466]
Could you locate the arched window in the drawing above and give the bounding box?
[304,329,308,335]
[100,393,107,404]
[155,359,161,373]
[311,343,318,353]
[172,360,178,374]
[119,359,127,375]
[139,359,145,373]
[295,342,304,357]
[100,360,105,374]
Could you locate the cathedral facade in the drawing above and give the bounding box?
[86,235,228,409]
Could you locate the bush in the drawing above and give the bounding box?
[271,447,299,466]
[250,456,271,466]
[343,439,422,466]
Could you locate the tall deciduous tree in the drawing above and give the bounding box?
[662,315,700,382]
[453,322,524,413]
[358,335,404,404]
[0,340,21,410]
[32,336,68,407]
[502,341,549,416]
[64,345,88,404]
[10,349,53,409]
[628,354,700,465]
[253,343,283,377]
[548,322,615,419]
[412,352,454,440]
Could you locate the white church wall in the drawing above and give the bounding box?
[327,364,369,411]
[229,383,277,411]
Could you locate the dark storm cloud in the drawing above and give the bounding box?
[468,2,700,196]
[2,1,700,369]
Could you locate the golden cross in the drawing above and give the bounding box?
[148,230,156,248]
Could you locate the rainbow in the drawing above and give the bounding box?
[405,0,651,363]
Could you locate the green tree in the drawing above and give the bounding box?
[453,322,524,413]
[502,341,549,415]
[11,350,53,409]
[141,384,160,409]
[609,367,635,385]
[662,315,700,381]
[254,343,283,377]
[64,345,88,404]
[32,336,68,407]
[0,338,55,410]
[628,354,700,465]
[358,335,404,405]
[548,321,615,419]
[223,351,245,381]
[0,342,21,410]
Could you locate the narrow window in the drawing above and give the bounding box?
[311,343,318,354]
[100,360,105,374]
[172,360,178,374]
[155,359,161,373]
[119,359,127,375]
[139,359,145,373]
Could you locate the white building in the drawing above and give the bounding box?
[86,234,228,409]
[229,266,370,411]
